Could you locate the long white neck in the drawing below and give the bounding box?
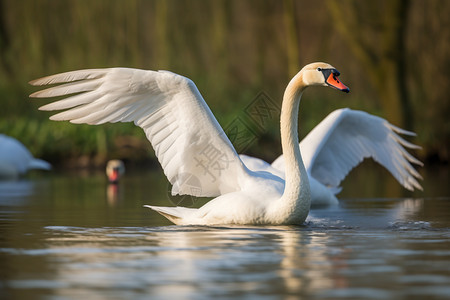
[270,72,311,224]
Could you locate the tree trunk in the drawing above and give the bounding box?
[327,0,412,128]
[283,0,300,78]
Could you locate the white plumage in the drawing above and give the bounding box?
[32,68,245,197]
[30,63,352,225]
[242,108,422,206]
[0,134,51,179]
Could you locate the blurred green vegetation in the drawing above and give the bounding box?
[0,0,448,167]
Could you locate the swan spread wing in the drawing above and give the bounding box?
[272,108,423,191]
[30,68,247,196]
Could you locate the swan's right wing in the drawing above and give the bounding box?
[30,68,249,196]
[272,108,423,191]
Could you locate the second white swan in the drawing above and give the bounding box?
[0,134,51,179]
[30,62,349,225]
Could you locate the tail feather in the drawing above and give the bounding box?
[144,205,194,225]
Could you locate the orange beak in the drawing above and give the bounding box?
[326,73,349,93]
[109,169,119,183]
[322,68,350,93]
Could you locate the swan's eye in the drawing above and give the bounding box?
[317,68,322,72]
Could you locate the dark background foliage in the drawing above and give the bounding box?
[0,0,448,167]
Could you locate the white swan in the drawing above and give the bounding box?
[0,134,51,179]
[30,62,349,225]
[106,159,125,183]
[240,108,423,206]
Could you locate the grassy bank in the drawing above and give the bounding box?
[0,117,152,168]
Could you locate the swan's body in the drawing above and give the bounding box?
[0,134,51,180]
[30,62,349,225]
[241,108,423,206]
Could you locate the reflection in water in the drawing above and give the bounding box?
[278,230,340,294]
[393,198,424,220]
[11,218,446,300]
[106,183,121,206]
[37,227,339,297]
[0,180,36,199]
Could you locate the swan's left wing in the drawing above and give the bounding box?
[30,68,249,197]
[272,108,423,191]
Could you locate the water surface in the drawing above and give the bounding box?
[0,168,449,299]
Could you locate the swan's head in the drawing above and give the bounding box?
[300,62,350,93]
[106,159,125,183]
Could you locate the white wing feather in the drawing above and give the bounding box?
[30,68,249,196]
[272,108,423,191]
